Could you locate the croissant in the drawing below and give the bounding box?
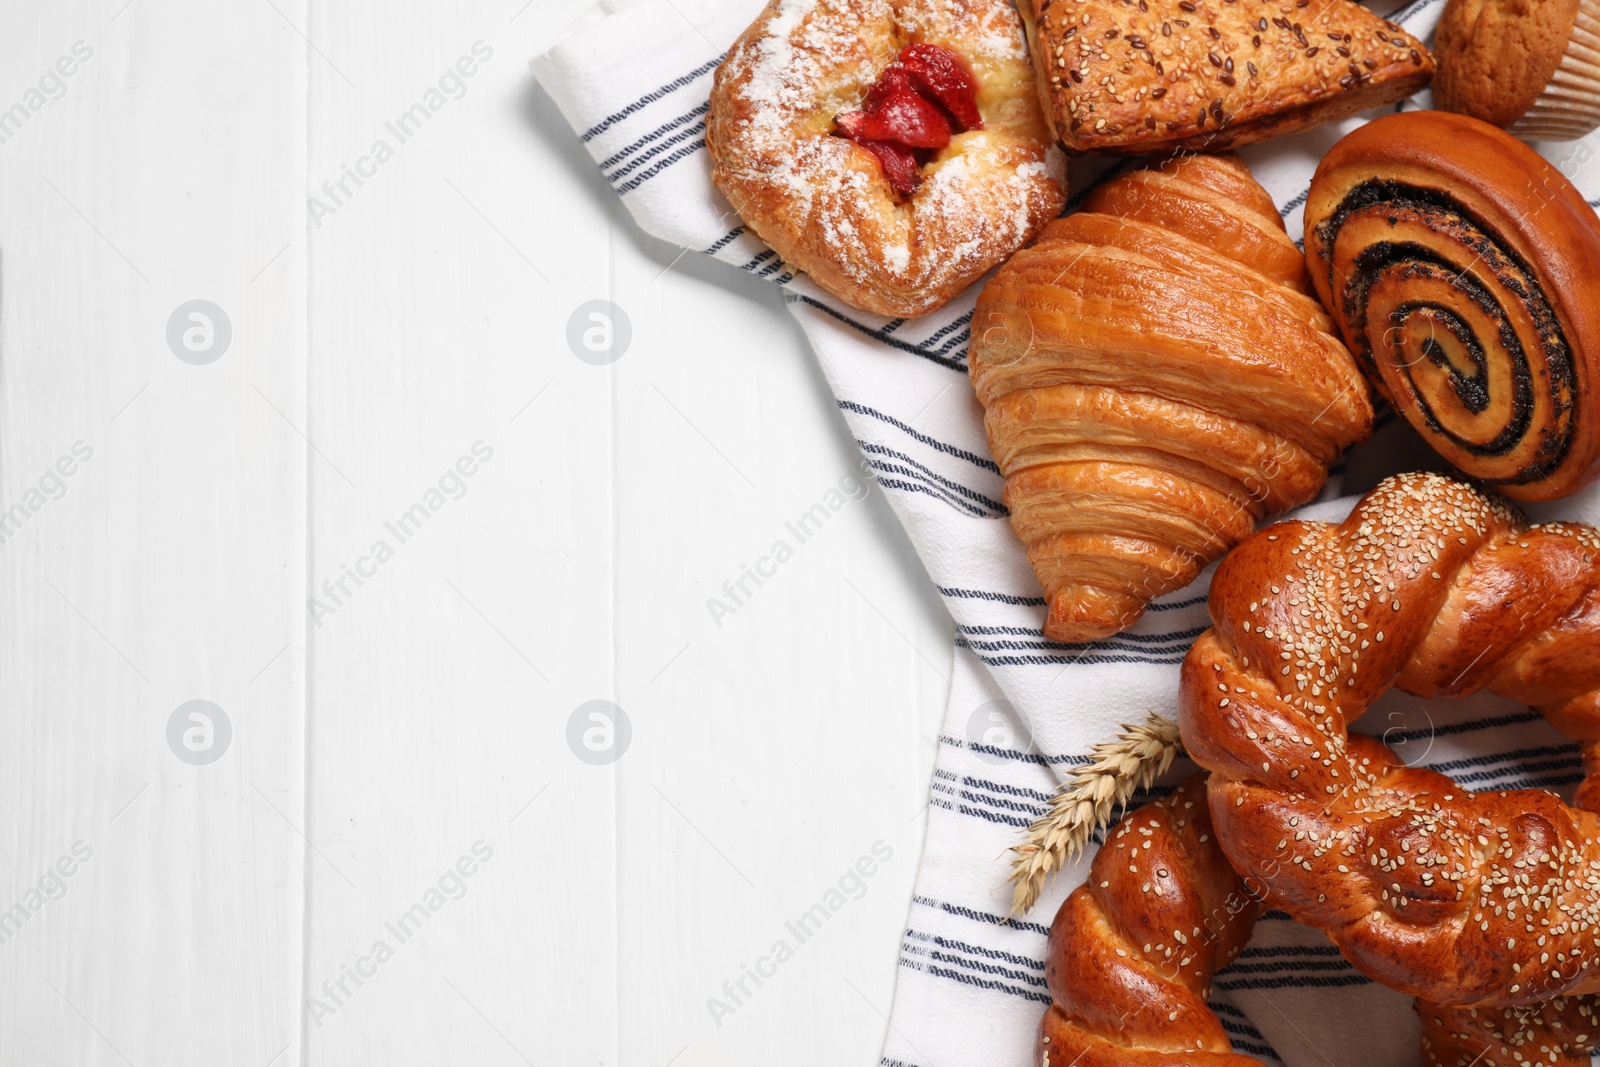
[1180,471,1600,1007]
[970,152,1373,644]
[1041,772,1600,1066]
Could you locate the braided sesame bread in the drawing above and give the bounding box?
[1042,772,1600,1066]
[707,0,1065,317]
[1040,776,1264,1066]
[1179,471,1600,1008]
[1420,996,1600,1066]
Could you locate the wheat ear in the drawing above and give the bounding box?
[1006,713,1182,917]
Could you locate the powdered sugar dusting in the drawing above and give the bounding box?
[709,0,1066,314]
[734,0,857,135]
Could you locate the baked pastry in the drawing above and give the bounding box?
[1420,998,1600,1066]
[1020,0,1432,153]
[1039,775,1263,1066]
[1436,0,1600,140]
[1041,772,1600,1066]
[1181,472,1600,1006]
[969,152,1372,644]
[707,0,1066,318]
[1305,111,1600,501]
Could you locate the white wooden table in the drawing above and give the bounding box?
[0,2,950,1062]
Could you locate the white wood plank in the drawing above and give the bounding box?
[300,3,623,1064]
[0,1,308,1064]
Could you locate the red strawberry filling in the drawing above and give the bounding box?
[853,140,924,195]
[900,43,985,131]
[834,43,983,198]
[840,67,952,147]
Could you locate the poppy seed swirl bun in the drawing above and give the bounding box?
[1305,111,1600,502]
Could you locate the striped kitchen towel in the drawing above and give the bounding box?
[533,3,1600,1063]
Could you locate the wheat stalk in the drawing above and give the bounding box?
[1006,713,1182,917]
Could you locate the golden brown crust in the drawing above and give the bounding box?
[1038,776,1265,1067]
[1179,471,1600,1008]
[1420,996,1600,1066]
[1041,771,1600,1065]
[1304,111,1600,501]
[1026,0,1433,154]
[1435,0,1582,128]
[1081,159,1308,289]
[706,0,1066,317]
[971,153,1371,643]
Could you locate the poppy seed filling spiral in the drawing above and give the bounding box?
[1305,111,1600,501]
[1316,177,1576,476]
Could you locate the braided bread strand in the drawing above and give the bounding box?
[1040,776,1264,1066]
[1042,772,1600,1066]
[1179,472,1600,1007]
[1420,997,1600,1067]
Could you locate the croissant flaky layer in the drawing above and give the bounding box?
[971,153,1372,643]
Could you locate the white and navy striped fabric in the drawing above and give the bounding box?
[534,3,1600,1062]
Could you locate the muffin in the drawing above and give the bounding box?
[1435,0,1600,140]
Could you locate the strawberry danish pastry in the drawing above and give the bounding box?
[707,0,1067,318]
